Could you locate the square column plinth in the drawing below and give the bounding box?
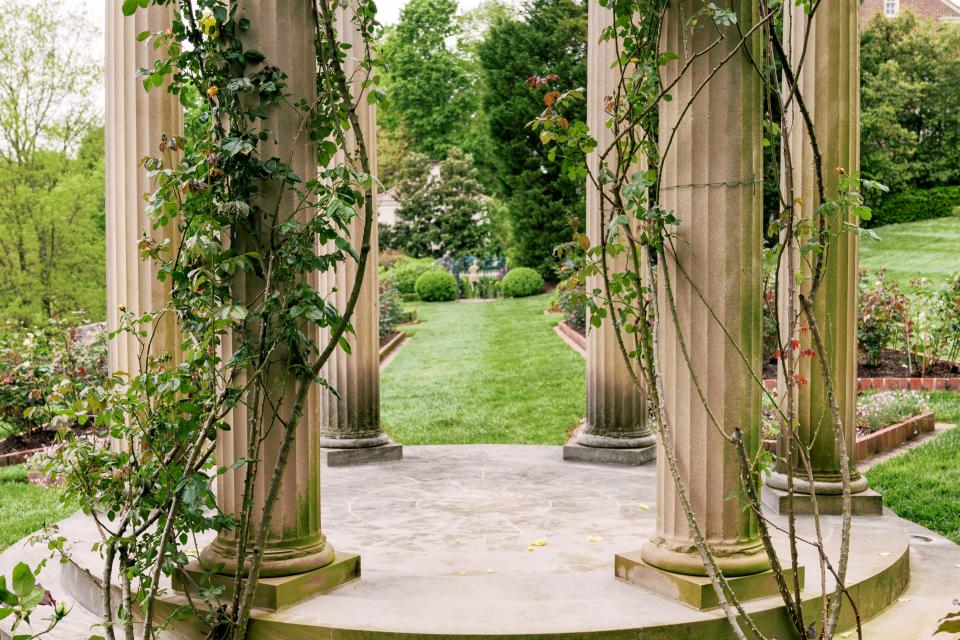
[615,550,804,611]
[762,484,884,517]
[173,552,360,611]
[321,442,403,467]
[563,440,656,466]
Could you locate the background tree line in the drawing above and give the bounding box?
[0,3,958,327]
[0,1,104,326]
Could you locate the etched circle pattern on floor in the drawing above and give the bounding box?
[321,445,658,575]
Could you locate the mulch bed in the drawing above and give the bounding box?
[0,428,54,457]
[763,348,960,380]
[380,331,400,348]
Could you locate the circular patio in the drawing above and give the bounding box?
[15,445,954,639]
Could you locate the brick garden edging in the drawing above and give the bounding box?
[555,321,586,356]
[856,411,936,460]
[764,378,960,392]
[0,447,44,468]
[764,411,936,462]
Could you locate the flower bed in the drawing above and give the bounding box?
[762,391,937,461]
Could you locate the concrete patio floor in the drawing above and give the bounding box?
[2,445,956,639]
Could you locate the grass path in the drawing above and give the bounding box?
[381,295,585,445]
[860,217,960,287]
[866,392,960,543]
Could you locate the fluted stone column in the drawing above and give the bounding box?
[617,3,776,599]
[763,0,880,516]
[200,2,358,593]
[105,2,182,376]
[563,0,656,466]
[317,5,401,468]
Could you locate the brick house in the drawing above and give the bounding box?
[861,0,960,25]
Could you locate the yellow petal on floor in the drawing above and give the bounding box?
[638,504,650,510]
[529,538,547,547]
[586,535,603,543]
[527,547,535,552]
[457,570,468,576]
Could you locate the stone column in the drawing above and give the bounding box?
[105,2,182,376]
[563,0,656,466]
[317,5,401,467]
[199,2,358,598]
[763,0,880,516]
[617,2,775,600]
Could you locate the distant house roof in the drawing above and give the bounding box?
[861,0,960,24]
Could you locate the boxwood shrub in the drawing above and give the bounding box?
[869,186,960,227]
[415,270,458,302]
[383,257,439,294]
[501,267,544,298]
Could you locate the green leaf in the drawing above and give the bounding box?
[11,563,33,598]
[0,608,12,620]
[121,0,138,16]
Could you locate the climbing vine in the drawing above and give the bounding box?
[33,1,382,640]
[532,1,881,639]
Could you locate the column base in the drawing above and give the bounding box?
[173,551,360,611]
[615,550,803,610]
[321,436,403,467]
[562,426,656,466]
[762,483,883,516]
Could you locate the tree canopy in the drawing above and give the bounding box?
[861,13,960,196]
[0,1,103,324]
[477,0,587,279]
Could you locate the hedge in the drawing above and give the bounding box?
[869,186,960,227]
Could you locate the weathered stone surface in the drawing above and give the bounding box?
[772,0,866,496]
[762,484,884,517]
[105,2,182,375]
[13,446,926,640]
[647,0,768,578]
[321,442,403,467]
[562,441,656,466]
[616,550,804,610]
[578,0,653,454]
[174,552,360,611]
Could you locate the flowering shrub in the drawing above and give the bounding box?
[904,276,960,375]
[762,267,960,373]
[856,391,929,433]
[858,269,907,367]
[0,318,107,439]
[379,282,413,339]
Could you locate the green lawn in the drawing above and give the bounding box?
[0,465,74,552]
[860,217,960,287]
[866,392,960,543]
[382,295,586,445]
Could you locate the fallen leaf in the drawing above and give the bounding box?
[529,538,547,547]
[586,535,603,543]
[638,504,651,510]
[527,547,535,552]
